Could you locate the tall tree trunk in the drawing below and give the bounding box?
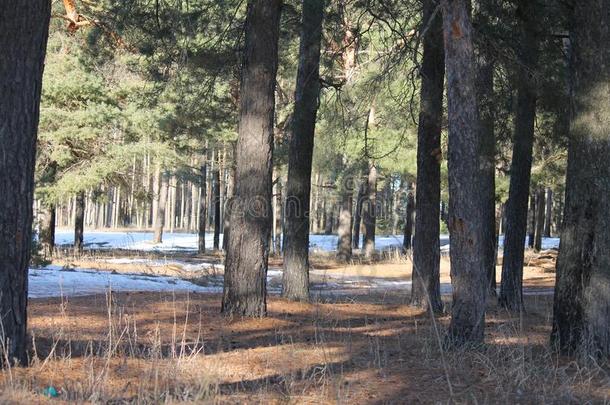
[442,0,487,344]
[543,187,553,237]
[411,0,445,312]
[153,171,169,244]
[362,163,377,259]
[213,167,221,250]
[336,186,353,262]
[476,45,497,296]
[402,185,415,252]
[281,0,324,301]
[552,0,610,357]
[352,181,365,249]
[223,0,281,316]
[534,187,545,252]
[74,192,85,254]
[222,153,235,250]
[198,162,207,254]
[499,0,540,310]
[274,179,282,254]
[0,1,50,365]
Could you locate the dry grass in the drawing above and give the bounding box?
[0,289,607,404]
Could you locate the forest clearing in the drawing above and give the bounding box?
[1,0,609,403]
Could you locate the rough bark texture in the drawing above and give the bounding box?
[362,164,377,259]
[336,188,353,262]
[198,163,207,253]
[213,168,221,250]
[281,0,324,301]
[552,0,610,357]
[0,0,51,365]
[222,0,281,316]
[411,0,444,313]
[499,0,540,310]
[476,50,497,295]
[534,187,545,252]
[442,0,487,344]
[352,181,365,249]
[402,187,415,252]
[74,192,85,254]
[153,171,169,244]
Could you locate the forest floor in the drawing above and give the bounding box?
[4,245,609,403]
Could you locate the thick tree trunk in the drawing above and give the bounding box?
[411,0,445,313]
[352,181,365,249]
[477,47,497,296]
[336,187,353,262]
[223,0,281,316]
[198,162,207,254]
[534,187,545,252]
[74,192,85,254]
[0,1,50,365]
[213,168,221,250]
[153,171,169,244]
[442,0,487,345]
[281,0,324,301]
[499,0,540,310]
[552,0,610,357]
[362,164,377,259]
[402,186,415,252]
[543,187,553,237]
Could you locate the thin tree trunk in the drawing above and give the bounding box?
[552,0,610,356]
[499,0,540,310]
[543,187,553,237]
[352,181,365,249]
[153,171,169,244]
[362,163,377,259]
[198,162,207,254]
[0,0,50,365]
[527,192,536,248]
[39,204,56,259]
[222,0,281,316]
[442,0,487,345]
[213,167,221,250]
[74,191,85,254]
[411,0,445,313]
[274,179,282,254]
[336,187,353,262]
[534,187,545,252]
[402,185,415,252]
[281,0,324,301]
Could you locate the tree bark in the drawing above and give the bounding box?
[551,0,610,357]
[74,191,85,254]
[402,186,415,252]
[213,167,221,250]
[362,163,377,259]
[39,204,56,259]
[498,0,540,310]
[336,186,353,262]
[153,171,169,244]
[411,0,445,313]
[0,1,50,365]
[198,162,207,254]
[281,0,324,301]
[352,181,365,249]
[222,0,281,316]
[442,0,487,345]
[527,193,536,248]
[543,187,553,237]
[534,187,545,252]
[476,45,497,296]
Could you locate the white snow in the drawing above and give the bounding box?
[28,266,221,299]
